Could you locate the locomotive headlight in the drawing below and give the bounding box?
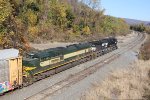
[102,43,105,46]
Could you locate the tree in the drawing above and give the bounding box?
[101,16,129,35]
[80,0,101,10]
[0,0,12,23]
[130,23,146,32]
[82,26,91,35]
[49,0,69,29]
[26,9,38,26]
[66,7,75,28]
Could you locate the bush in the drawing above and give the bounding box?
[82,26,91,35]
[28,26,39,40]
[146,26,150,34]
[139,43,150,60]
[139,35,150,60]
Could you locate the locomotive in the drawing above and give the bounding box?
[0,37,117,95]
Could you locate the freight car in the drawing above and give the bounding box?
[0,37,117,95]
[0,49,22,95]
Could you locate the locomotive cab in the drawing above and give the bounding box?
[22,53,40,77]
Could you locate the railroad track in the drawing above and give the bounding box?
[26,33,145,100]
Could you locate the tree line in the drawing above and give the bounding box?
[130,24,150,34]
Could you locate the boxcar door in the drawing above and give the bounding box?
[9,57,22,87]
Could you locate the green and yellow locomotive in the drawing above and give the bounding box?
[22,43,96,85]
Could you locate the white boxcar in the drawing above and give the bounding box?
[0,49,22,94]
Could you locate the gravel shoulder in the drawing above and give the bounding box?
[0,32,146,100]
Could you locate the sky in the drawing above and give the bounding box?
[101,0,150,21]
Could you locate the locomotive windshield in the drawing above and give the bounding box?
[23,58,39,67]
[28,53,35,59]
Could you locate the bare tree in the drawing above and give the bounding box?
[80,0,101,10]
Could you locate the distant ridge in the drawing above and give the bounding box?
[147,23,150,26]
[124,18,150,25]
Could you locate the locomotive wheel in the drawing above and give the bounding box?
[116,46,118,49]
[18,84,23,89]
[23,76,34,87]
[0,93,4,96]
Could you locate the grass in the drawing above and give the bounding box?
[139,34,150,60]
[80,33,150,100]
[81,60,150,100]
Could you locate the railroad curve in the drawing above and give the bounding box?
[25,32,146,100]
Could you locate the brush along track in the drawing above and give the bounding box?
[26,33,145,100]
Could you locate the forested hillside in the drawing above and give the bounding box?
[0,0,129,50]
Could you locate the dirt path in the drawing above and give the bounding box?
[30,32,136,50]
[30,42,77,50]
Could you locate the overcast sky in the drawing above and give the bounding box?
[101,0,150,21]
